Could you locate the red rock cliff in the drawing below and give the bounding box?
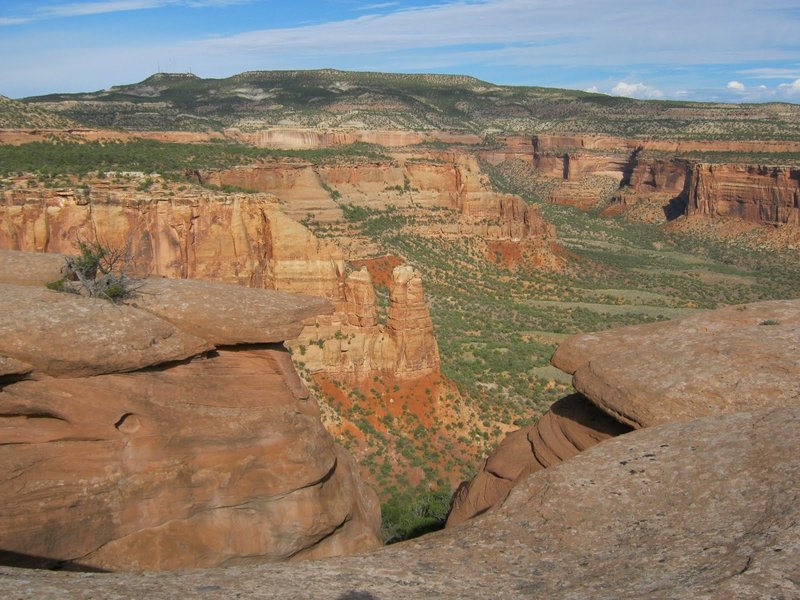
[687,163,800,225]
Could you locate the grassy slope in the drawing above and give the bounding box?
[0,95,77,129]
[19,69,800,139]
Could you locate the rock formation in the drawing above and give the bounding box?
[448,298,800,525]
[384,265,440,378]
[291,264,440,381]
[552,299,800,428]
[0,250,381,572]
[2,405,797,597]
[446,393,632,526]
[229,128,481,149]
[520,133,800,225]
[0,179,443,384]
[687,163,800,225]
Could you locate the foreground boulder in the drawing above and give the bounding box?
[553,299,800,428]
[447,393,631,526]
[449,299,800,525]
[2,406,797,597]
[0,252,381,571]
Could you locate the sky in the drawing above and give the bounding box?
[1,0,800,103]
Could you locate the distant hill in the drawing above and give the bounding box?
[0,94,78,129]
[19,69,800,140]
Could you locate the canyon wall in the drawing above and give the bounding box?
[687,163,800,225]
[0,180,441,383]
[228,128,482,149]
[522,134,800,226]
[0,127,480,148]
[0,251,381,571]
[290,264,440,382]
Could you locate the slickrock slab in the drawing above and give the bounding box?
[127,277,334,345]
[551,299,800,375]
[0,284,211,377]
[2,406,797,598]
[0,347,380,571]
[0,249,63,286]
[447,394,632,526]
[558,300,800,428]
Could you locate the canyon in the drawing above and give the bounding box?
[0,67,799,596]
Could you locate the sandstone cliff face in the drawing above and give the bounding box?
[204,152,551,239]
[291,265,440,381]
[0,251,381,572]
[229,128,482,150]
[446,393,631,526]
[687,163,800,225]
[0,180,442,384]
[448,299,800,526]
[526,134,800,225]
[627,157,690,194]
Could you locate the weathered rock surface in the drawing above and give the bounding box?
[450,299,800,526]
[292,265,440,381]
[0,184,442,383]
[3,406,797,598]
[131,276,333,345]
[0,356,32,378]
[447,393,632,526]
[385,265,440,378]
[0,283,212,377]
[231,128,481,150]
[0,249,63,285]
[553,299,800,428]
[0,265,381,571]
[687,163,800,225]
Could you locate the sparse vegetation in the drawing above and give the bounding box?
[47,240,141,302]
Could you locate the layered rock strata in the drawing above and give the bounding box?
[0,250,381,571]
[291,264,440,381]
[448,298,800,526]
[687,163,800,225]
[0,183,441,382]
[523,134,800,224]
[2,405,798,597]
[446,393,632,526]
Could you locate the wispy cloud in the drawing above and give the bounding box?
[738,66,800,80]
[176,0,800,68]
[2,0,800,101]
[357,2,399,10]
[0,16,33,25]
[778,78,800,94]
[0,0,250,25]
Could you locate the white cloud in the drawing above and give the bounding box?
[778,78,800,94]
[726,80,746,91]
[585,85,600,93]
[610,81,663,99]
[171,0,800,68]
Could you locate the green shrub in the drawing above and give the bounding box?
[47,239,141,303]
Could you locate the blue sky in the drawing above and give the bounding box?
[1,0,800,103]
